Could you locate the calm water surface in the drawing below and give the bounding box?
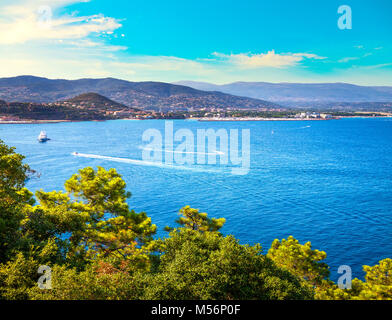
[1,118,391,280]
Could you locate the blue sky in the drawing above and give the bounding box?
[0,0,391,84]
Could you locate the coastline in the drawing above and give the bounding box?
[197,117,340,122]
[0,119,108,125]
[1,116,391,124]
[0,119,75,125]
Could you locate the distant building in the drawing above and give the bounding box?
[295,112,308,119]
[113,110,136,117]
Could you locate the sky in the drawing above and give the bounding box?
[0,0,391,85]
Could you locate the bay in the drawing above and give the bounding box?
[1,118,391,281]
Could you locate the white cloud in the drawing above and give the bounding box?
[360,63,392,70]
[1,47,392,86]
[0,0,211,81]
[211,50,326,68]
[338,57,359,63]
[0,42,218,81]
[0,0,122,44]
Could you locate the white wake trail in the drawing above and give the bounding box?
[139,146,225,155]
[71,152,224,173]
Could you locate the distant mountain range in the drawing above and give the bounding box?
[0,76,280,111]
[2,76,391,112]
[175,81,392,106]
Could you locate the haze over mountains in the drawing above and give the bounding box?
[175,81,392,106]
[0,76,279,111]
[1,76,391,112]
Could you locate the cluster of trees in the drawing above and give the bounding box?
[0,139,391,300]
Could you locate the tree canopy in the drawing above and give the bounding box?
[0,139,391,300]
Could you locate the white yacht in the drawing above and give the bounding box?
[38,131,50,143]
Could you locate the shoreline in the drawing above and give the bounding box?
[1,116,391,124]
[0,119,75,124]
[197,116,392,121]
[0,119,106,124]
[197,117,340,122]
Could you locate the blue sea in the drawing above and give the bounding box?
[1,118,392,281]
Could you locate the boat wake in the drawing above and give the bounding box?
[139,146,225,155]
[71,152,225,173]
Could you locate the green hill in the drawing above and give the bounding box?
[61,92,140,112]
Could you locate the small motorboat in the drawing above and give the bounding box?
[38,131,50,143]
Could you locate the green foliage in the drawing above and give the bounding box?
[357,258,392,299]
[34,166,157,269]
[28,263,143,300]
[165,205,226,232]
[313,279,357,300]
[0,253,39,300]
[0,139,35,262]
[144,229,313,300]
[267,236,330,286]
[316,259,392,300]
[0,239,58,300]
